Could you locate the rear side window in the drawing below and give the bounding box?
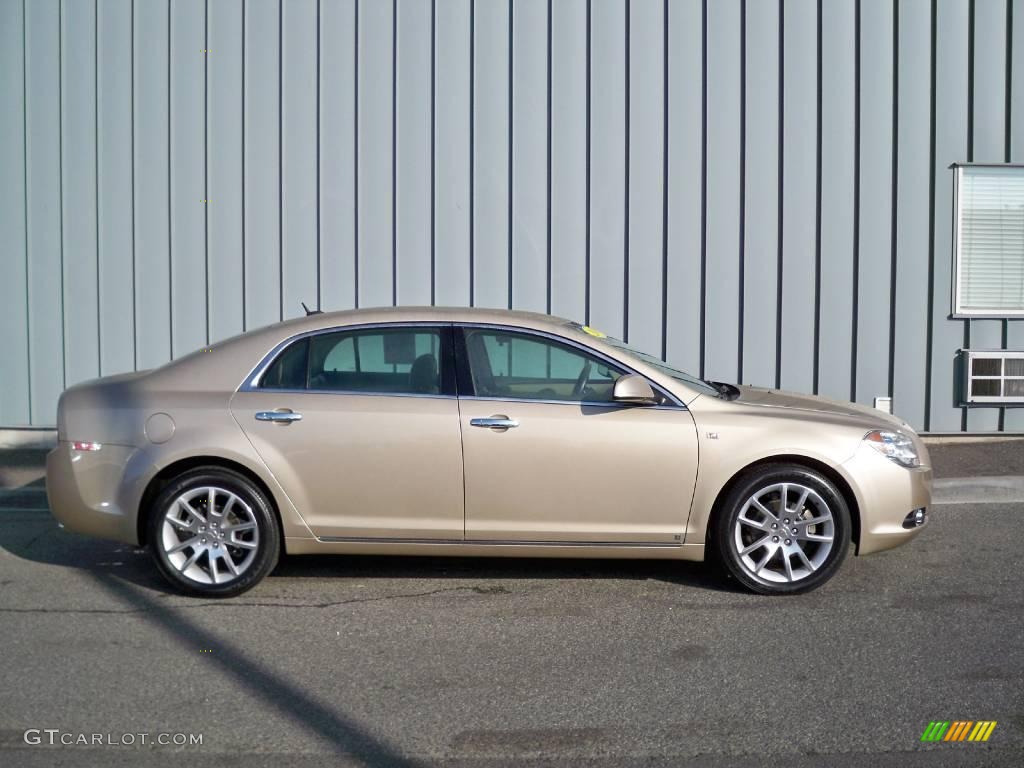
[259,338,309,389]
[259,327,447,396]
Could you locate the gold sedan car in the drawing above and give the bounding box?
[46,307,931,597]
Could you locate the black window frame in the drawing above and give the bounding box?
[249,323,458,398]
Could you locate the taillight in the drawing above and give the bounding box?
[71,441,102,452]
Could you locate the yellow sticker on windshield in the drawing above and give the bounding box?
[581,325,606,338]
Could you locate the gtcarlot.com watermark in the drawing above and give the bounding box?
[23,729,203,747]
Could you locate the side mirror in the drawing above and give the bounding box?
[612,374,658,406]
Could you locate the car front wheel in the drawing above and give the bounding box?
[714,464,851,595]
[147,468,280,597]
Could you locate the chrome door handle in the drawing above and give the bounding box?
[470,416,519,429]
[255,410,303,424]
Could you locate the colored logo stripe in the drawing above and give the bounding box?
[968,721,997,742]
[920,720,996,743]
[921,721,950,742]
[945,721,972,741]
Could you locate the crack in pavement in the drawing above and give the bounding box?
[0,583,515,616]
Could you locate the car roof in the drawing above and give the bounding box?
[278,305,575,332]
[230,306,584,346]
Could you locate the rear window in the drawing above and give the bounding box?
[259,327,445,396]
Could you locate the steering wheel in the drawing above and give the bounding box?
[571,361,593,399]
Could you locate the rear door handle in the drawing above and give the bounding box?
[255,410,303,424]
[470,415,519,430]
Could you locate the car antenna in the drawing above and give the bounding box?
[301,302,322,316]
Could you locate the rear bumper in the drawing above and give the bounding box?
[841,442,932,555]
[46,441,139,545]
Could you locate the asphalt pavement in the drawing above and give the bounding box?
[0,446,1021,767]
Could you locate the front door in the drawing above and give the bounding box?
[456,326,699,544]
[231,324,465,540]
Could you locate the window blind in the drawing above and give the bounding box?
[955,165,1024,316]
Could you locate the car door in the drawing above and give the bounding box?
[456,326,699,544]
[230,324,465,540]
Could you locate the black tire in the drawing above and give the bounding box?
[147,467,280,598]
[712,463,851,595]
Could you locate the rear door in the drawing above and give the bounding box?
[231,324,465,540]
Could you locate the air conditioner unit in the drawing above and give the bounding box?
[961,349,1024,404]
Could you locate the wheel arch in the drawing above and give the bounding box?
[137,456,284,548]
[706,454,862,553]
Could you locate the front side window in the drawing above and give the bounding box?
[954,165,1024,316]
[259,327,445,395]
[463,328,626,402]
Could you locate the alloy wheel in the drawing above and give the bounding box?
[732,482,835,584]
[160,486,260,585]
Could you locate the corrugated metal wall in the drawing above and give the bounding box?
[2,0,1023,432]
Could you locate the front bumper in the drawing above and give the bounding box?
[841,442,932,555]
[46,441,139,545]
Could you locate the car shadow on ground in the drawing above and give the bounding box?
[270,551,736,593]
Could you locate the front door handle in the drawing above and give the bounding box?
[470,415,519,430]
[255,410,303,424]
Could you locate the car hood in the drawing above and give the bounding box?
[731,385,909,430]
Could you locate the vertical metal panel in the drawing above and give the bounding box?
[892,0,932,429]
[588,0,626,337]
[549,0,587,322]
[0,0,31,425]
[244,0,281,329]
[6,0,1024,431]
[395,0,431,305]
[471,0,510,309]
[929,0,969,432]
[356,0,394,308]
[704,0,741,382]
[97,0,136,376]
[1005,0,1024,430]
[169,0,207,355]
[25,0,65,424]
[511,0,547,313]
[817,0,856,402]
[319,0,356,312]
[61,0,100,386]
[740,0,778,387]
[435,0,472,306]
[281,0,318,319]
[132,0,172,370]
[207,0,244,340]
[854,0,893,406]
[780,0,817,393]
[664,0,703,374]
[967,0,1006,431]
[626,0,665,356]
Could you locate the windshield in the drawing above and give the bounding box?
[567,324,722,398]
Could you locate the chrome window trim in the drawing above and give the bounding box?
[237,321,450,393]
[457,395,683,411]
[238,388,457,402]
[457,322,686,408]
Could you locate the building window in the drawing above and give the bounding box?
[953,164,1024,317]
[961,350,1024,404]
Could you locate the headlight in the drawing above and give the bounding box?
[864,430,920,468]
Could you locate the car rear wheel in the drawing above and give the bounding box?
[714,464,851,595]
[147,468,280,597]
